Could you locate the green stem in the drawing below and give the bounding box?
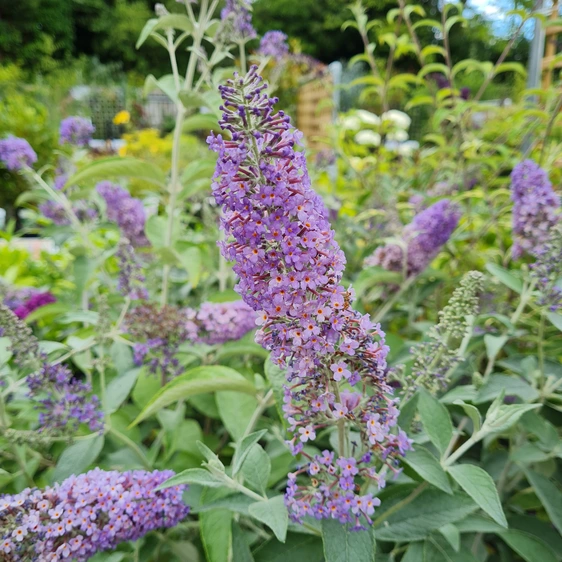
[238,41,247,74]
[373,483,427,527]
[242,389,274,440]
[442,432,480,467]
[372,275,416,323]
[538,310,545,380]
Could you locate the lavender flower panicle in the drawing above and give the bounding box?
[0,305,103,434]
[220,0,257,42]
[59,117,95,147]
[0,468,189,561]
[531,223,562,311]
[0,137,37,171]
[511,160,561,259]
[12,292,56,320]
[96,182,149,247]
[365,199,460,277]
[208,67,410,528]
[184,300,256,344]
[257,31,289,60]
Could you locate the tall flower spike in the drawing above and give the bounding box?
[59,117,95,147]
[0,468,189,561]
[365,199,461,277]
[511,160,561,259]
[407,271,484,397]
[0,136,37,171]
[208,67,410,528]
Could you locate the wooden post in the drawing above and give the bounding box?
[296,78,333,150]
[542,0,560,88]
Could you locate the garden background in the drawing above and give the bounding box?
[1,1,562,562]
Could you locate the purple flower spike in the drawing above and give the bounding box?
[208,67,410,528]
[0,468,189,561]
[0,136,37,171]
[220,0,257,42]
[59,117,95,147]
[13,292,56,320]
[366,199,461,277]
[510,160,560,259]
[258,31,289,60]
[96,182,149,247]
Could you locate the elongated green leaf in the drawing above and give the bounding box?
[249,496,288,542]
[523,469,562,535]
[447,465,507,527]
[106,368,140,414]
[498,530,557,562]
[232,429,268,476]
[546,311,562,331]
[375,489,477,541]
[68,157,167,187]
[484,334,508,361]
[130,366,256,426]
[439,523,460,552]
[485,263,523,293]
[216,391,258,442]
[137,14,193,49]
[402,447,452,494]
[253,532,324,562]
[144,74,177,103]
[417,389,453,455]
[481,402,541,436]
[52,436,104,483]
[241,444,270,495]
[424,535,479,561]
[232,522,255,562]
[402,542,424,562]
[183,113,218,133]
[200,505,232,562]
[453,400,481,434]
[321,519,375,562]
[157,468,225,490]
[265,356,288,427]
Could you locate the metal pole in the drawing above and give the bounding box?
[527,0,545,92]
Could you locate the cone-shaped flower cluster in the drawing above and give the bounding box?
[0,137,37,171]
[59,117,95,147]
[365,199,460,277]
[3,288,56,320]
[257,31,289,60]
[208,67,410,528]
[511,160,560,259]
[0,468,189,561]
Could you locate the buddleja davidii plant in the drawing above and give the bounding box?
[386,267,562,561]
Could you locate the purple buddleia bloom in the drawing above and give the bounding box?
[208,67,410,528]
[59,117,95,147]
[39,201,70,226]
[365,199,460,277]
[0,305,103,434]
[0,136,37,171]
[184,300,256,344]
[257,31,289,60]
[0,468,189,561]
[115,240,149,300]
[220,0,257,42]
[510,160,561,259]
[96,182,149,247]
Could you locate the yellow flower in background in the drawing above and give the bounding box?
[113,110,130,125]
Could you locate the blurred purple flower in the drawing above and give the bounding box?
[59,117,95,147]
[511,160,560,259]
[220,0,256,42]
[257,31,289,60]
[0,136,37,171]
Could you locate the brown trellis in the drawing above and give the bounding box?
[296,78,333,150]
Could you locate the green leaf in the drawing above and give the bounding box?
[546,311,562,331]
[375,489,477,541]
[253,532,324,562]
[181,158,217,184]
[0,337,12,367]
[67,157,167,187]
[241,444,270,495]
[136,14,193,49]
[484,334,508,361]
[194,493,255,515]
[417,389,453,455]
[130,366,256,426]
[424,535,479,561]
[144,74,178,103]
[508,515,562,555]
[232,429,268,476]
[455,514,505,533]
[200,500,232,562]
[485,263,523,293]
[265,356,288,427]
[249,496,288,542]
[156,468,225,490]
[52,436,104,483]
[174,244,202,287]
[216,391,258,442]
[402,446,452,493]
[453,400,481,434]
[183,113,218,133]
[321,519,375,562]
[521,411,558,449]
[145,215,170,248]
[106,368,140,414]
[494,62,527,76]
[523,469,562,535]
[498,530,557,562]
[439,523,460,552]
[132,367,161,409]
[402,542,424,562]
[481,402,541,436]
[232,522,255,562]
[475,375,539,404]
[447,465,507,527]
